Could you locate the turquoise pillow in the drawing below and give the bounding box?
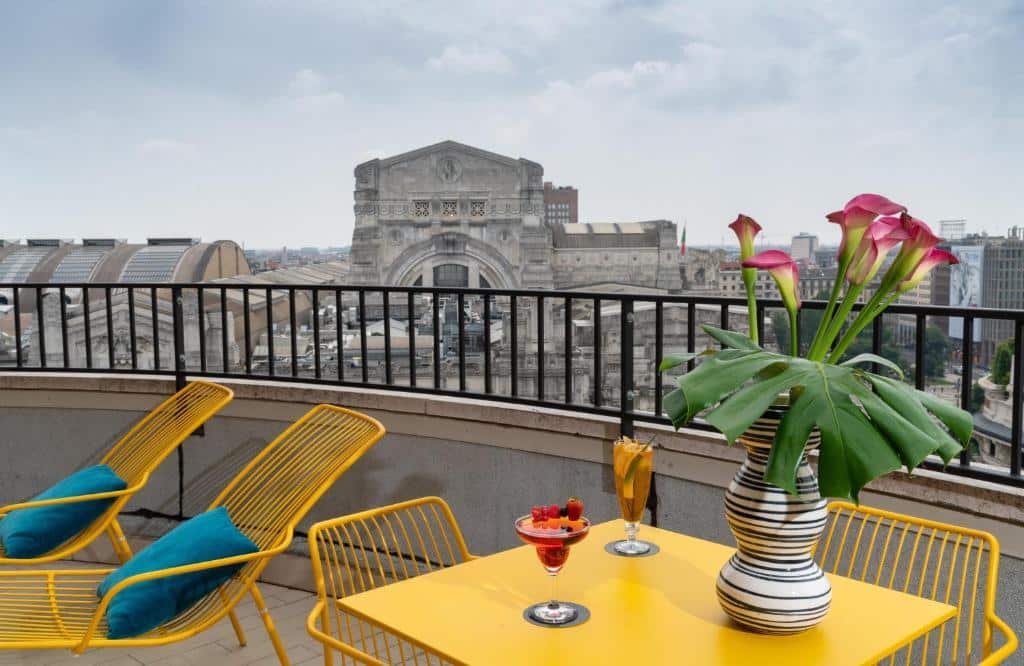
[99,506,259,639]
[0,464,127,558]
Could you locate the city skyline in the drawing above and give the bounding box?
[2,2,1021,247]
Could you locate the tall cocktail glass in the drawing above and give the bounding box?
[612,437,654,555]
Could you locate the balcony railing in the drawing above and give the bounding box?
[2,281,1022,488]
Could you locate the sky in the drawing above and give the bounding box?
[1,1,1022,249]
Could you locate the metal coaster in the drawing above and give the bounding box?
[522,602,590,628]
[604,540,661,557]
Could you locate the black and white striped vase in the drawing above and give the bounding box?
[715,403,832,634]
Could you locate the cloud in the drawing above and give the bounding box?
[427,45,513,73]
[283,68,345,112]
[138,139,198,158]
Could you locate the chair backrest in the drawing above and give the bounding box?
[308,497,471,665]
[816,501,1016,665]
[101,381,234,487]
[141,404,384,643]
[212,404,386,553]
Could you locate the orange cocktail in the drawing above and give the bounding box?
[514,504,590,625]
[611,437,654,555]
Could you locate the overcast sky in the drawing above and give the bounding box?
[2,1,1021,249]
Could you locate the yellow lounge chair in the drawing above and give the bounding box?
[816,501,1019,665]
[306,496,475,666]
[0,380,233,565]
[0,403,385,665]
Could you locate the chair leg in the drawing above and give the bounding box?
[106,519,133,564]
[321,604,334,666]
[219,588,247,647]
[250,584,290,665]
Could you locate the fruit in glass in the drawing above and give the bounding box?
[612,436,654,555]
[515,503,590,625]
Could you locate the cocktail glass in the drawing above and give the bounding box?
[514,515,590,625]
[612,437,654,555]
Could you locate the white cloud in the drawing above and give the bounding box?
[138,139,198,158]
[427,46,513,74]
[283,68,345,112]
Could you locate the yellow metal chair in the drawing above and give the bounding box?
[306,496,475,666]
[0,403,385,665]
[816,501,1018,665]
[0,380,233,565]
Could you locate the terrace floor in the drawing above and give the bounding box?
[0,582,321,666]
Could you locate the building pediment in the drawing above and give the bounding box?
[375,140,524,170]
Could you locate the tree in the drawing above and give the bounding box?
[970,381,985,412]
[991,338,1013,386]
[922,326,952,379]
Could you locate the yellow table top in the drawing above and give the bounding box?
[338,520,956,665]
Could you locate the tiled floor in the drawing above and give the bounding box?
[0,583,323,666]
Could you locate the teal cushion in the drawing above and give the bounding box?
[99,506,259,639]
[0,464,127,558]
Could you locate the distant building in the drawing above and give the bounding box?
[931,229,1024,365]
[349,140,681,292]
[940,220,967,242]
[813,247,838,268]
[543,182,579,225]
[0,237,250,284]
[719,262,836,302]
[791,233,819,262]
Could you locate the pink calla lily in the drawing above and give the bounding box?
[889,213,941,279]
[743,250,801,312]
[827,193,906,266]
[728,214,762,260]
[898,248,958,293]
[847,217,910,285]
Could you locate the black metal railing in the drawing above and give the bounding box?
[2,281,1022,488]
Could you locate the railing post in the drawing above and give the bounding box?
[171,285,187,519]
[620,298,634,437]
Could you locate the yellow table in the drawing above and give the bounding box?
[338,520,956,665]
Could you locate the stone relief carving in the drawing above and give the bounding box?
[437,156,462,184]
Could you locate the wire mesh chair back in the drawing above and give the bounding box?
[308,497,474,666]
[142,404,386,645]
[815,501,1018,665]
[101,380,233,486]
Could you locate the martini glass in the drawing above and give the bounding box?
[514,514,590,625]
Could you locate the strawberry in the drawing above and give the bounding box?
[531,506,544,523]
[566,497,584,521]
[547,504,560,520]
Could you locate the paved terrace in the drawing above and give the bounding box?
[0,582,320,666]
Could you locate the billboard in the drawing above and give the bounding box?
[948,244,983,341]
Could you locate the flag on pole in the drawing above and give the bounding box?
[679,222,687,256]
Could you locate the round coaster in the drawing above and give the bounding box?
[604,540,661,557]
[522,602,590,628]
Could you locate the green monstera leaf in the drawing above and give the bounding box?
[661,325,969,502]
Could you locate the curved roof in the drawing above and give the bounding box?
[0,239,252,284]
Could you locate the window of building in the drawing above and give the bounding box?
[433,263,469,288]
[442,200,458,217]
[390,230,402,244]
[500,230,510,242]
[471,201,486,217]
[414,200,430,217]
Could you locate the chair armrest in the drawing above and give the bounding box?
[306,601,387,666]
[0,487,136,517]
[982,614,1020,665]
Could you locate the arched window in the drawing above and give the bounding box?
[480,275,491,289]
[413,275,423,286]
[433,264,468,288]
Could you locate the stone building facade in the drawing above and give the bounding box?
[348,141,682,292]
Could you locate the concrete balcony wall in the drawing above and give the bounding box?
[1,373,1022,640]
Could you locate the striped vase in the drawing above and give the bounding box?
[715,403,832,634]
